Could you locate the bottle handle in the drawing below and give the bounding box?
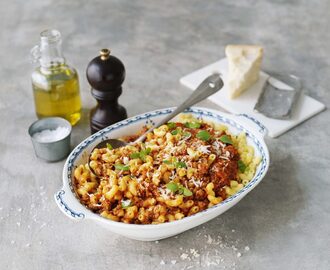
[30,45,41,63]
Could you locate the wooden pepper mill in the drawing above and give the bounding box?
[86,49,127,134]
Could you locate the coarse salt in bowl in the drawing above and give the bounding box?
[28,117,72,162]
[32,126,70,143]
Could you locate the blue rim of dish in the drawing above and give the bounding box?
[61,107,268,223]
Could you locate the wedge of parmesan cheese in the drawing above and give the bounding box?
[225,45,263,99]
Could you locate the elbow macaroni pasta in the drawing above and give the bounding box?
[73,115,261,224]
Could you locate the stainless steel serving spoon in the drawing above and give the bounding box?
[88,73,224,174]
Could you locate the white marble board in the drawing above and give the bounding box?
[180,58,326,138]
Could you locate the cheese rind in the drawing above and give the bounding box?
[225,45,263,99]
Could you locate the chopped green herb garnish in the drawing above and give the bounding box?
[167,122,177,129]
[114,164,130,171]
[121,199,132,209]
[143,148,151,155]
[129,148,151,161]
[238,160,246,173]
[106,143,113,150]
[182,187,193,197]
[163,160,172,165]
[166,182,192,197]
[139,153,147,161]
[171,129,180,135]
[166,182,179,193]
[175,161,187,168]
[130,152,140,159]
[185,122,201,129]
[196,130,211,141]
[139,148,151,161]
[219,135,233,145]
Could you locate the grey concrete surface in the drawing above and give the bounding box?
[0,0,329,269]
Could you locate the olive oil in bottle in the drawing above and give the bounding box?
[31,30,81,125]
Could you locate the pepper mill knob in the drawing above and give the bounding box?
[86,48,127,134]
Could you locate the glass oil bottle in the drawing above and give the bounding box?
[31,29,81,125]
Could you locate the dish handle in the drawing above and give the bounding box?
[236,114,268,137]
[54,189,85,220]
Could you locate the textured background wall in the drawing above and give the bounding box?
[0,1,329,269]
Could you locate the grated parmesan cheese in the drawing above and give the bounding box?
[158,187,171,199]
[190,177,202,187]
[121,199,131,208]
[212,141,223,155]
[177,133,191,145]
[164,144,178,155]
[219,155,230,160]
[136,176,143,183]
[159,227,248,269]
[190,248,200,258]
[180,253,189,260]
[207,234,213,244]
[123,156,129,165]
[169,171,176,181]
[152,171,161,183]
[198,145,211,154]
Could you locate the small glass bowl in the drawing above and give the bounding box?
[28,117,72,162]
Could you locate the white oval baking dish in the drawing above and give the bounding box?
[55,107,269,241]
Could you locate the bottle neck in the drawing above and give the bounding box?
[33,30,66,69]
[39,40,65,68]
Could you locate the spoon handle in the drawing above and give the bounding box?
[135,73,223,143]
